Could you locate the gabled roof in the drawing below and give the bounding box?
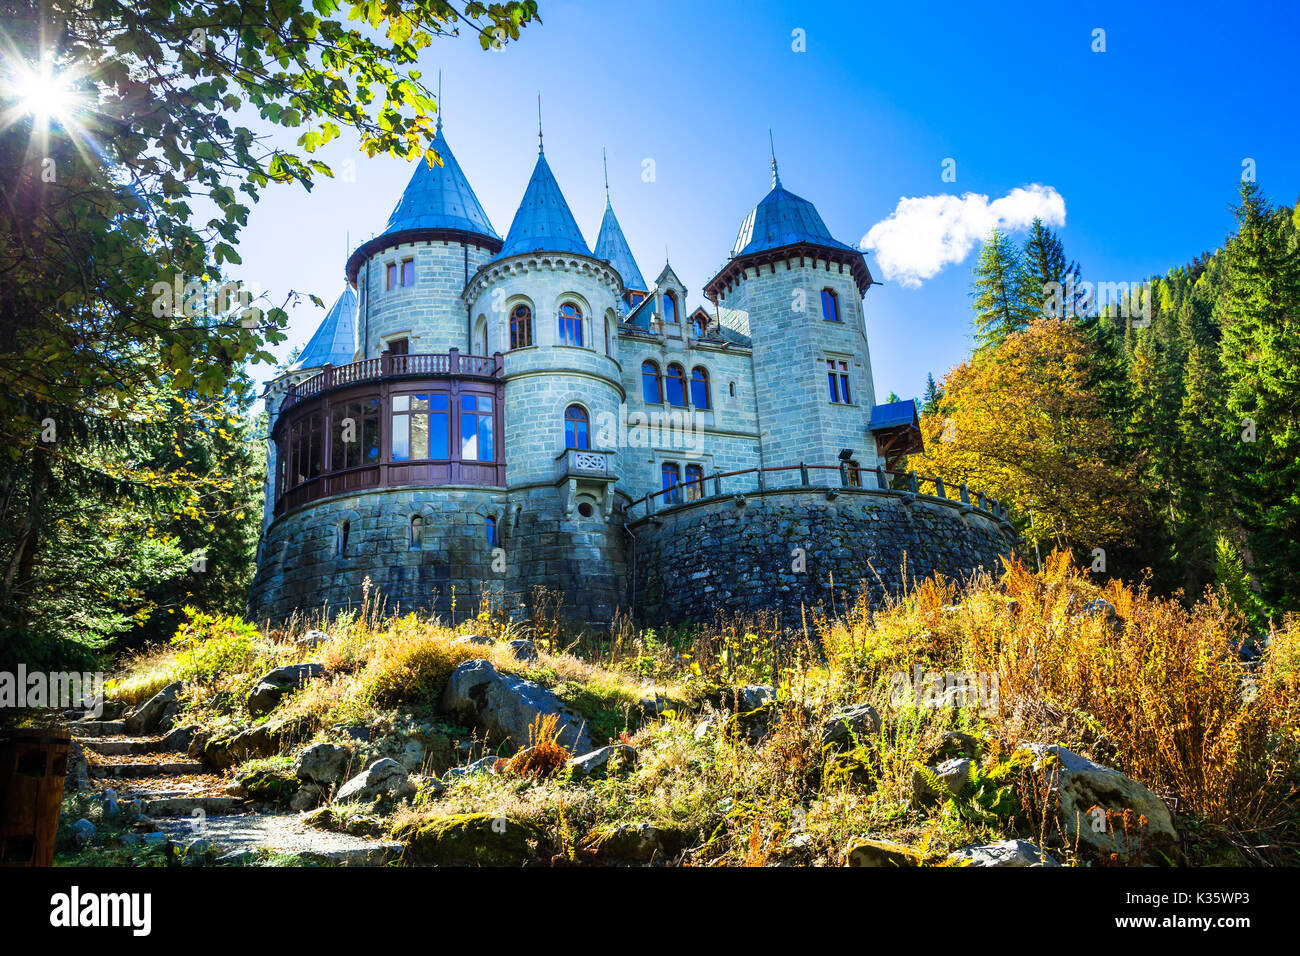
[292,287,357,370]
[731,182,856,258]
[594,199,647,292]
[496,152,591,259]
[381,127,499,242]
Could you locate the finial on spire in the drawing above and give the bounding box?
[436,71,443,131]
[537,94,544,154]
[769,129,781,188]
[602,147,610,202]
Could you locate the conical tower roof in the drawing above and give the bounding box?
[381,127,499,241]
[594,198,647,292]
[497,152,591,259]
[731,182,855,258]
[292,287,357,370]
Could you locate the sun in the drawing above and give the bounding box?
[10,61,80,124]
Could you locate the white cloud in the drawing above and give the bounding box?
[860,184,1066,289]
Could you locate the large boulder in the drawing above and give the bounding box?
[400,812,539,866]
[844,837,922,867]
[821,703,881,750]
[246,663,325,717]
[203,717,306,771]
[439,659,592,754]
[567,744,637,780]
[124,681,184,733]
[946,840,1059,867]
[912,757,974,803]
[334,758,414,805]
[1021,744,1177,860]
[294,742,352,786]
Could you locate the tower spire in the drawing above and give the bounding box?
[436,70,443,131]
[769,129,781,189]
[602,146,610,203]
[537,94,544,154]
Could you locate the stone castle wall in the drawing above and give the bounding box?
[628,486,1018,627]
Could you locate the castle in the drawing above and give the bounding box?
[249,115,1016,627]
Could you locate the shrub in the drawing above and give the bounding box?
[170,608,264,684]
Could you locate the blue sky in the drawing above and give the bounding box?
[234,0,1300,401]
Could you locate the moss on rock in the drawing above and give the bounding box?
[397,813,540,866]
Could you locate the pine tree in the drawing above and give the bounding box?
[921,373,944,415]
[1217,181,1300,614]
[1020,217,1080,318]
[971,229,1034,353]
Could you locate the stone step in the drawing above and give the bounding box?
[90,761,207,779]
[135,796,246,817]
[151,812,403,867]
[80,737,168,756]
[69,720,127,737]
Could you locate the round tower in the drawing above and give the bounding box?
[462,143,628,622]
[704,152,879,479]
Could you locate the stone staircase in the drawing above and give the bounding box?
[71,720,402,866]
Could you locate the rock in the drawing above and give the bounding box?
[844,837,922,867]
[70,818,96,848]
[203,717,306,771]
[334,758,415,805]
[454,634,495,648]
[593,823,663,862]
[821,703,881,750]
[246,663,325,717]
[124,681,184,733]
[443,754,500,781]
[141,832,167,846]
[936,730,981,759]
[505,639,538,662]
[289,784,325,812]
[912,757,974,802]
[65,740,90,791]
[726,700,781,744]
[296,629,331,649]
[100,789,119,819]
[229,765,300,803]
[399,739,426,773]
[735,685,776,712]
[946,840,1059,867]
[439,659,592,754]
[400,812,539,866]
[567,744,637,779]
[332,724,370,742]
[1073,598,1121,632]
[692,718,715,741]
[294,743,351,786]
[162,725,195,753]
[1022,744,1177,860]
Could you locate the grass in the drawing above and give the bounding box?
[96,554,1300,867]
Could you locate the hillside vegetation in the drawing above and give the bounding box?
[93,556,1300,867]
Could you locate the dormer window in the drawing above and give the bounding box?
[663,292,678,324]
[691,312,707,337]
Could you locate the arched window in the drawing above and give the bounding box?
[661,462,681,505]
[339,520,350,555]
[684,464,704,501]
[410,514,423,547]
[691,312,706,337]
[565,404,589,450]
[558,302,583,346]
[822,288,840,322]
[690,366,710,409]
[510,304,532,349]
[665,364,687,407]
[641,361,662,404]
[662,292,677,325]
[485,515,497,547]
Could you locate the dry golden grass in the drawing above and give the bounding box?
[497,713,572,779]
